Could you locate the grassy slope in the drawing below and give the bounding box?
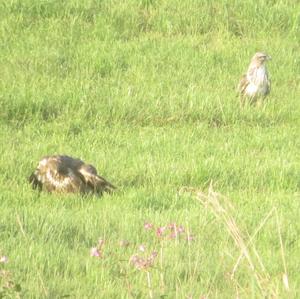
[0,0,299,298]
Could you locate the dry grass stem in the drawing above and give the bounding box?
[275,210,289,291]
[190,184,278,297]
[232,207,275,278]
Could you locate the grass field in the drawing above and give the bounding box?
[0,0,299,298]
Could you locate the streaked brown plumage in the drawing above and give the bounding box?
[238,52,271,105]
[29,155,116,195]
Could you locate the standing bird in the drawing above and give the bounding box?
[238,52,271,106]
[29,155,116,195]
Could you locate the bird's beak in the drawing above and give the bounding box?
[267,55,272,61]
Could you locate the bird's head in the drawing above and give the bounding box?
[252,52,271,65]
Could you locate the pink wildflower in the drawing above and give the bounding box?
[0,256,8,264]
[149,251,158,259]
[186,235,195,242]
[156,226,166,237]
[130,255,145,270]
[168,223,185,233]
[177,225,185,233]
[168,223,176,229]
[139,244,146,252]
[90,247,101,258]
[144,222,154,230]
[130,255,139,263]
[167,223,185,238]
[130,251,158,270]
[170,231,178,239]
[90,238,105,258]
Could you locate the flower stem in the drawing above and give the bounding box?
[146,271,153,299]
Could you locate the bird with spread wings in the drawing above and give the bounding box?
[29,155,116,195]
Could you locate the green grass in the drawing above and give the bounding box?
[0,0,299,298]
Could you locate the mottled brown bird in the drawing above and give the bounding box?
[29,155,116,195]
[238,52,271,106]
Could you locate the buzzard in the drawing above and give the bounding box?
[238,52,271,105]
[29,155,116,195]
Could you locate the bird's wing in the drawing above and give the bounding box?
[28,172,43,190]
[237,74,249,95]
[78,164,116,194]
[57,156,84,173]
[28,156,56,190]
[29,155,115,195]
[265,77,271,95]
[29,155,84,193]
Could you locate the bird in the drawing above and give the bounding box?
[29,155,116,195]
[238,52,271,106]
